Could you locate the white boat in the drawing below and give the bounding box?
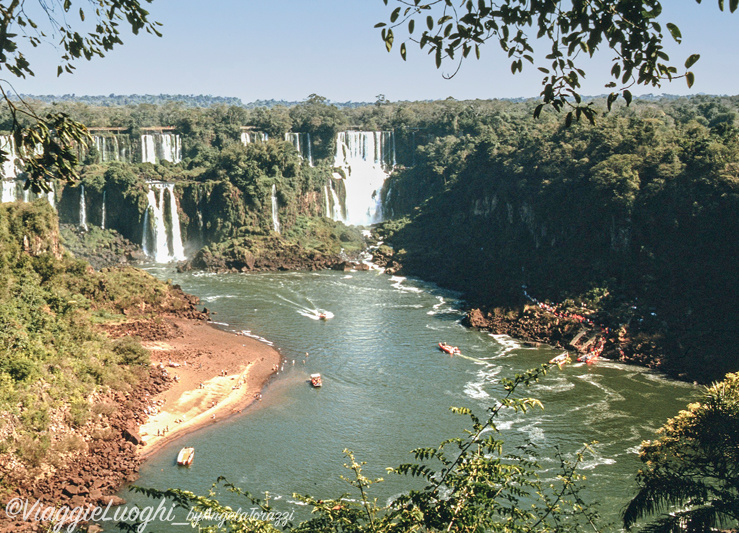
[176,447,195,466]
[310,373,323,388]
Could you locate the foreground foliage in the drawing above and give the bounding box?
[623,373,739,533]
[123,366,601,533]
[378,0,734,121]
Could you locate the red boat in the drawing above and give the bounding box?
[438,342,461,355]
[577,352,599,363]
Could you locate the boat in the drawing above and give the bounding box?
[176,447,195,466]
[549,352,571,367]
[438,342,461,355]
[310,373,323,387]
[318,313,328,320]
[577,352,599,363]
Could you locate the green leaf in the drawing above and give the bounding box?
[666,23,682,43]
[400,42,407,60]
[686,71,695,88]
[427,15,434,30]
[390,7,401,23]
[684,53,700,69]
[533,104,544,119]
[623,89,633,106]
[732,0,739,12]
[408,19,415,34]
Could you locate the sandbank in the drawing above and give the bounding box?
[136,317,281,459]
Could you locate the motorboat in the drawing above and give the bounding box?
[176,447,195,466]
[310,373,323,387]
[549,352,571,367]
[438,342,461,355]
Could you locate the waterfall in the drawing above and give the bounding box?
[2,180,17,203]
[306,133,313,166]
[285,132,313,166]
[79,185,88,231]
[0,135,18,179]
[332,131,395,226]
[101,190,106,230]
[141,134,157,164]
[327,178,343,220]
[160,134,182,163]
[1,179,55,207]
[166,184,186,260]
[241,131,268,145]
[141,134,182,164]
[142,182,186,263]
[271,184,281,234]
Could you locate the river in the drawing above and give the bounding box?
[114,266,697,531]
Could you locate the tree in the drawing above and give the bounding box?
[623,373,739,532]
[0,1,161,191]
[377,0,736,123]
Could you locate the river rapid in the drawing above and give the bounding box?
[117,266,697,530]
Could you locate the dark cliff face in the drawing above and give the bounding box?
[380,125,739,382]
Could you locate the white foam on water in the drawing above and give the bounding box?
[389,275,423,293]
[239,330,275,346]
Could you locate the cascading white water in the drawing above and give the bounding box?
[166,184,186,260]
[141,135,157,164]
[332,131,395,226]
[326,179,343,220]
[160,134,182,163]
[101,190,106,230]
[241,131,268,145]
[1,179,55,207]
[79,185,88,231]
[141,134,182,164]
[306,133,313,167]
[271,184,281,234]
[1,180,17,203]
[284,132,313,166]
[142,182,186,263]
[0,135,18,179]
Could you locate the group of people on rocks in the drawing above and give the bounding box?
[523,286,613,363]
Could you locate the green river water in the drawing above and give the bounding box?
[112,266,697,531]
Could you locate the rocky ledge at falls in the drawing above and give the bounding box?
[60,225,145,270]
[178,234,347,273]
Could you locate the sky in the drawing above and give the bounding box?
[8,0,739,104]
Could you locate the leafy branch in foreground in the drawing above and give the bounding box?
[120,365,601,532]
[0,1,162,189]
[377,0,734,123]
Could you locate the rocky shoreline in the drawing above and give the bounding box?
[0,367,171,533]
[463,304,669,375]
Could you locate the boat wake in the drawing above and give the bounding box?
[274,293,333,321]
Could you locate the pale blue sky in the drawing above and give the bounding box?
[9,0,739,103]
